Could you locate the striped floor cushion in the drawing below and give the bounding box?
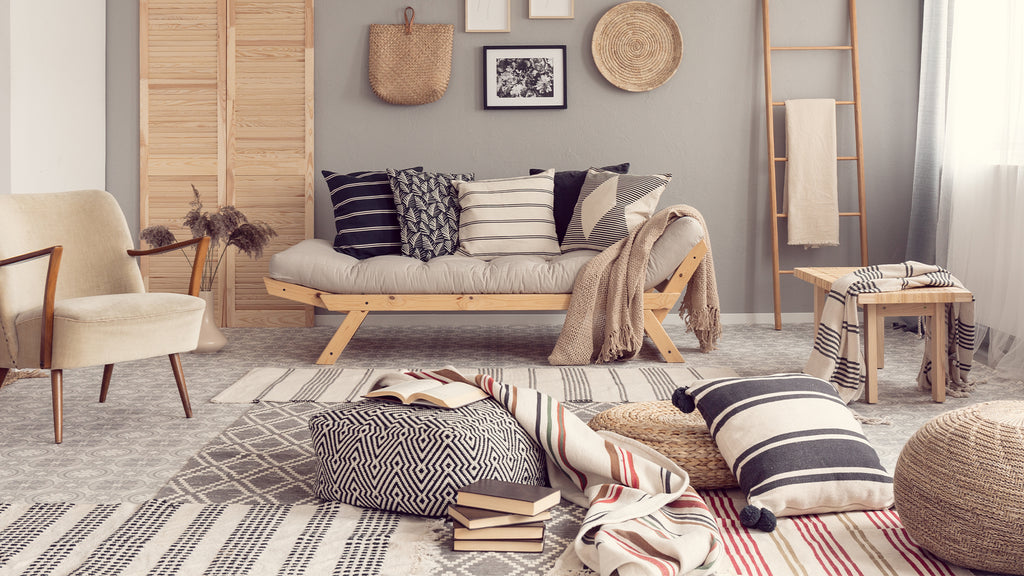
[672,373,894,532]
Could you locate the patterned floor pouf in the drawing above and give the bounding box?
[894,400,1024,575]
[310,398,547,517]
[587,401,738,489]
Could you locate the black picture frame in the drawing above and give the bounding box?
[483,45,567,110]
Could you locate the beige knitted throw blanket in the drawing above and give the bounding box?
[549,205,721,365]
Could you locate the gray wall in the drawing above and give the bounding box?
[106,0,921,317]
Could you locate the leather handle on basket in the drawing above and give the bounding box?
[404,7,415,34]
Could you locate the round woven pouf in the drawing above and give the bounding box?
[894,401,1024,575]
[588,401,737,489]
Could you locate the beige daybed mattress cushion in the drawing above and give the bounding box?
[269,216,703,295]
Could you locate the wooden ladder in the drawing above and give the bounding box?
[761,0,869,329]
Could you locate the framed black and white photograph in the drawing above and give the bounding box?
[529,0,574,19]
[483,45,567,110]
[466,0,510,33]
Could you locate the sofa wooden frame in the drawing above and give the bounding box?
[265,237,708,365]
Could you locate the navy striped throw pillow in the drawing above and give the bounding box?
[673,374,894,532]
[560,169,670,253]
[323,168,422,259]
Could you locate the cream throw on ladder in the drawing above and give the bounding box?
[804,262,975,404]
[784,98,839,247]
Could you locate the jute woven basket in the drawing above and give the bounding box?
[588,401,737,490]
[894,401,1024,575]
[592,1,683,92]
[368,8,453,106]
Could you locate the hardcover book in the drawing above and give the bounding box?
[364,369,488,409]
[447,504,552,530]
[452,520,545,541]
[451,538,545,553]
[455,478,560,516]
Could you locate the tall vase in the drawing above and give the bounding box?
[193,290,227,354]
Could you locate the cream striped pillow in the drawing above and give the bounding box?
[453,170,560,261]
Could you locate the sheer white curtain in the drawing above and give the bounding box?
[940,0,1024,375]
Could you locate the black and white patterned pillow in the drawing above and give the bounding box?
[673,373,894,532]
[529,163,630,243]
[309,398,547,517]
[323,168,422,259]
[453,170,560,260]
[387,168,474,261]
[560,168,670,253]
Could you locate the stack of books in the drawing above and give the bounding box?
[448,478,561,553]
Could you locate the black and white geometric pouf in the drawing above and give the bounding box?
[309,398,548,517]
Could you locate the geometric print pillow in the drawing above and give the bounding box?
[672,373,894,532]
[387,168,474,262]
[322,168,421,259]
[453,169,560,261]
[560,168,670,253]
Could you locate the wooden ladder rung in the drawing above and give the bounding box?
[775,212,863,219]
[774,156,859,162]
[771,45,853,51]
[772,101,855,106]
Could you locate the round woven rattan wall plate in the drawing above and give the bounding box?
[592,2,682,92]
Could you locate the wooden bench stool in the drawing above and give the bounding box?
[794,266,973,403]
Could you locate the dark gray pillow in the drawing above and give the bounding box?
[387,168,474,262]
[530,163,630,242]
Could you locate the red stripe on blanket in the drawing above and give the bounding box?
[602,530,675,576]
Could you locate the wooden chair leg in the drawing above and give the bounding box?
[99,363,114,402]
[168,354,193,418]
[51,369,63,444]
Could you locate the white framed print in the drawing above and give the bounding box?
[466,0,511,33]
[483,45,567,110]
[529,0,574,19]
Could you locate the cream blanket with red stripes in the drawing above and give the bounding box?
[475,373,723,576]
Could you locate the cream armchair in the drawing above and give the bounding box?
[0,190,211,443]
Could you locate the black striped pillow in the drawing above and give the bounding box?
[673,374,893,532]
[323,168,422,259]
[453,170,560,260]
[560,169,670,253]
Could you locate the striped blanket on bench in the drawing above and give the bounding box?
[804,262,975,403]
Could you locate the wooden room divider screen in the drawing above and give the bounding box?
[140,0,314,327]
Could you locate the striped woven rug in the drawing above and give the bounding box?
[703,490,973,576]
[0,495,977,576]
[211,365,737,404]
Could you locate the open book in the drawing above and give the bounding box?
[364,368,488,409]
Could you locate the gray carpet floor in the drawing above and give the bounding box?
[0,321,1021,575]
[2,320,1021,503]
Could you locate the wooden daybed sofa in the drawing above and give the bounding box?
[264,216,708,365]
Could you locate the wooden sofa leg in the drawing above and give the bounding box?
[317,310,369,365]
[643,310,685,363]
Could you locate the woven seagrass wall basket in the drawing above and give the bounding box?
[592,2,683,92]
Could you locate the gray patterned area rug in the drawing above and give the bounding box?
[211,365,737,404]
[153,401,615,576]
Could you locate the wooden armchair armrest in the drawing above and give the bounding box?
[0,246,64,369]
[128,236,210,297]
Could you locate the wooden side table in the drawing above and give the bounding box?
[793,267,973,404]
